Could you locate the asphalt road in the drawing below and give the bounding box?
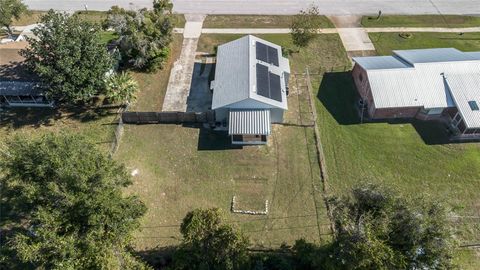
[22,0,480,15]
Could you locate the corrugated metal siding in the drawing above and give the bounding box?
[228,109,271,135]
[445,74,480,128]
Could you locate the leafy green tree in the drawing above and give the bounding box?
[0,0,28,37]
[172,208,250,270]
[0,134,149,270]
[20,10,112,104]
[105,72,139,105]
[290,6,323,47]
[105,0,174,72]
[323,184,455,270]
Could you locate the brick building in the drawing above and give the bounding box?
[352,48,480,139]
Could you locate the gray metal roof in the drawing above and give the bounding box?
[352,55,412,70]
[353,48,480,109]
[464,51,480,60]
[228,109,271,135]
[212,35,290,110]
[393,48,476,65]
[0,81,44,96]
[445,74,480,129]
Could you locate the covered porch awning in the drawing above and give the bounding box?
[228,109,271,135]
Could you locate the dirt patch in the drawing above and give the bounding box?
[0,46,36,81]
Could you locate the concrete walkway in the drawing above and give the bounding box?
[329,16,375,57]
[162,14,205,112]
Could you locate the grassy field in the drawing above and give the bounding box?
[116,33,349,251]
[370,32,480,55]
[362,15,480,28]
[203,15,334,28]
[317,32,480,268]
[12,10,185,28]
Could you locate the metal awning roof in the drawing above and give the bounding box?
[0,81,44,96]
[228,109,271,135]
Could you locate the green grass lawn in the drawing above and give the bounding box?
[203,15,334,28]
[12,10,185,28]
[362,15,480,28]
[0,106,118,154]
[116,33,348,251]
[12,10,108,25]
[11,10,45,25]
[370,32,480,55]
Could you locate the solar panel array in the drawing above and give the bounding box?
[256,63,282,102]
[256,42,279,66]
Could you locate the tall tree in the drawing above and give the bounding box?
[0,134,149,269]
[20,10,112,104]
[322,184,455,270]
[105,0,174,72]
[0,0,28,37]
[172,208,250,270]
[290,6,323,47]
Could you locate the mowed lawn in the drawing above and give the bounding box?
[116,33,349,250]
[370,32,480,55]
[202,15,334,28]
[362,15,480,28]
[314,32,480,268]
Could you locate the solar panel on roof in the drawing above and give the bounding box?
[256,63,283,102]
[269,73,282,102]
[267,46,279,66]
[256,64,270,98]
[256,42,268,63]
[256,42,279,67]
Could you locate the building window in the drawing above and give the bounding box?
[468,100,479,111]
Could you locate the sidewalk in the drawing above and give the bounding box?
[329,16,375,57]
[172,26,480,35]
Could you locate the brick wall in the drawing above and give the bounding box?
[373,106,421,119]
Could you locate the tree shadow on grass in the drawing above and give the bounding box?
[317,71,457,145]
[317,71,361,125]
[0,105,121,130]
[134,246,176,270]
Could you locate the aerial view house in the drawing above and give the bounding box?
[352,48,480,139]
[0,45,53,108]
[211,35,290,145]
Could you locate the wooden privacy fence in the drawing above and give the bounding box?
[122,111,215,124]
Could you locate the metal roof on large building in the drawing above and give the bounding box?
[211,35,290,110]
[353,48,480,129]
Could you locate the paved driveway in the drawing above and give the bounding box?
[22,0,480,15]
[162,14,205,112]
